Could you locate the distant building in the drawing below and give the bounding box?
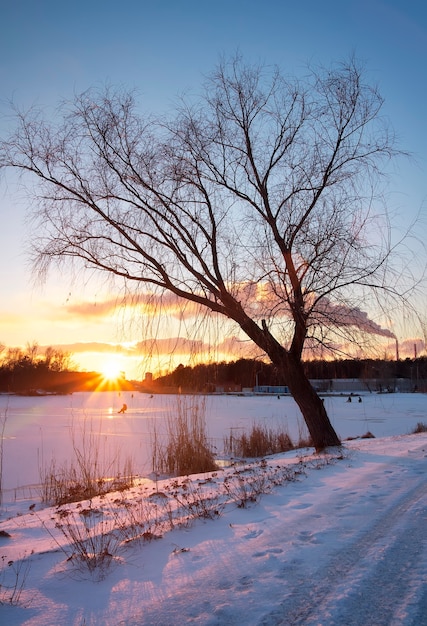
[253,385,289,394]
[309,378,413,393]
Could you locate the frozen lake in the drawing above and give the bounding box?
[1,391,426,502]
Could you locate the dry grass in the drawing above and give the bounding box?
[39,458,135,506]
[37,448,346,578]
[224,423,296,458]
[223,458,304,507]
[0,406,8,506]
[168,479,225,520]
[411,422,427,434]
[151,396,217,477]
[39,417,135,506]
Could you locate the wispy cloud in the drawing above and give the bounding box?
[134,337,206,355]
[45,342,136,355]
[63,292,202,320]
[64,300,120,318]
[62,286,397,344]
[40,335,258,362]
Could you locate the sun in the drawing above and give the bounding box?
[100,359,124,382]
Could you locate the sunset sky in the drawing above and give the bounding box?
[1,0,426,380]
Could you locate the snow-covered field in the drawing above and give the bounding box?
[1,392,427,625]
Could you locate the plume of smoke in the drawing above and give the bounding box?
[314,300,395,338]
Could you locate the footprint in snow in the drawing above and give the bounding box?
[243,528,263,540]
[253,547,283,558]
[238,575,253,587]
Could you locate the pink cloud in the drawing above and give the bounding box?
[64,292,202,320]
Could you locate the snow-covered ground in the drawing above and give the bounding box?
[1,393,427,625]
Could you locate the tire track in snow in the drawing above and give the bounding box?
[260,463,427,626]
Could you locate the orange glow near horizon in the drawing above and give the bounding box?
[66,334,426,382]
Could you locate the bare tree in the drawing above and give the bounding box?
[0,57,411,449]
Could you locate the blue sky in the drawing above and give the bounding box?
[0,0,426,377]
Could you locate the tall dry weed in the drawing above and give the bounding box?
[152,396,217,476]
[39,416,135,505]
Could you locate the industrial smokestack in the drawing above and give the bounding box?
[395,338,399,361]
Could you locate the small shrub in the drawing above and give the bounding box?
[170,481,225,520]
[111,492,172,540]
[0,554,30,605]
[222,460,302,508]
[411,422,427,434]
[51,505,122,579]
[360,431,375,439]
[223,471,267,507]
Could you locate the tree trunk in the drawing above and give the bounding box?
[281,354,341,450]
[235,312,341,451]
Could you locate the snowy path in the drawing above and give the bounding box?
[130,439,427,626]
[264,455,427,625]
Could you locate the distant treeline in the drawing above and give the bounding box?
[152,357,427,393]
[0,345,134,393]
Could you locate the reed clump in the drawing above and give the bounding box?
[224,423,308,458]
[152,396,217,477]
[411,421,427,434]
